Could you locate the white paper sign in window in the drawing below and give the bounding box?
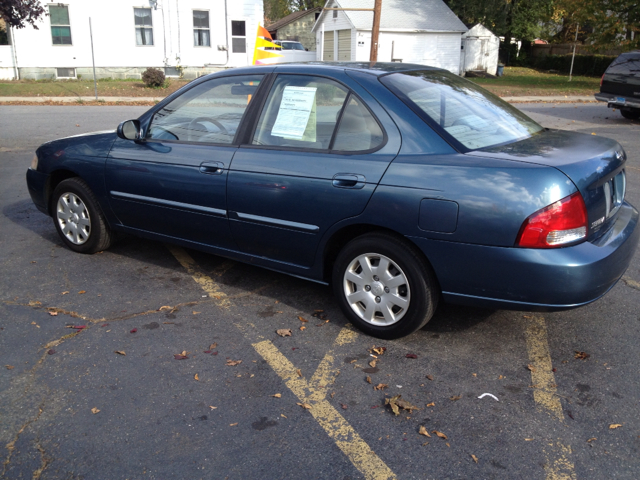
[271,86,317,141]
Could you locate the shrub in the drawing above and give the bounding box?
[531,54,618,77]
[142,67,166,88]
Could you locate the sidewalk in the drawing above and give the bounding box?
[0,95,598,104]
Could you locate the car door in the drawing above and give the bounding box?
[227,71,401,267]
[106,74,264,250]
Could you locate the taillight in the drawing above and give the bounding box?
[516,192,587,248]
[600,74,604,87]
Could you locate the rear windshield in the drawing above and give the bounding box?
[380,70,543,151]
[606,52,640,74]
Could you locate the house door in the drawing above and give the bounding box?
[337,29,351,61]
[323,31,334,60]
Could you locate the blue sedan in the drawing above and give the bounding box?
[26,63,639,339]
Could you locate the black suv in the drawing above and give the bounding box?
[595,51,640,120]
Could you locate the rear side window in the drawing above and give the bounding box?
[333,96,384,151]
[606,53,640,75]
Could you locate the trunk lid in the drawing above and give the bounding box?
[469,129,628,240]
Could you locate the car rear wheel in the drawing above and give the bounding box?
[52,178,112,254]
[620,109,640,120]
[332,232,438,339]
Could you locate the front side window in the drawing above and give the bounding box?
[147,75,263,144]
[134,8,153,46]
[252,75,384,152]
[193,10,210,47]
[381,70,543,151]
[49,5,71,45]
[231,21,246,53]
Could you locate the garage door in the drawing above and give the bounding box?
[337,29,351,61]
[323,32,334,61]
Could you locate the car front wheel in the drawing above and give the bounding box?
[51,178,112,254]
[332,232,438,339]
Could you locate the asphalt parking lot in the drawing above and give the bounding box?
[1,103,639,480]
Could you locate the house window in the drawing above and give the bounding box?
[193,10,210,46]
[231,20,246,53]
[134,8,153,46]
[333,10,337,18]
[49,5,72,45]
[56,68,76,79]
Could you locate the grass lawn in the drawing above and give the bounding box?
[0,67,601,99]
[468,67,601,97]
[0,78,191,98]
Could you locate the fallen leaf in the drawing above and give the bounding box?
[587,437,596,443]
[330,392,335,398]
[296,369,302,377]
[450,395,462,401]
[385,395,419,415]
[114,350,126,356]
[369,359,377,368]
[67,325,86,330]
[48,311,58,316]
[341,403,348,410]
[366,376,372,384]
[372,346,386,355]
[418,425,431,437]
[281,414,287,418]
[204,350,211,354]
[174,354,188,360]
[499,375,504,380]
[276,329,292,337]
[194,374,200,381]
[130,328,137,333]
[226,359,242,366]
[406,353,418,359]
[609,424,623,429]
[471,454,478,463]
[527,364,536,372]
[61,291,69,295]
[297,402,312,410]
[426,402,435,407]
[159,306,173,311]
[433,430,448,440]
[28,300,41,306]
[374,383,388,391]
[316,319,330,326]
[209,343,217,350]
[47,349,56,355]
[91,407,100,414]
[299,326,306,331]
[5,365,14,370]
[192,311,201,315]
[426,375,434,381]
[229,423,238,426]
[574,351,590,360]
[272,393,282,398]
[297,316,308,323]
[78,290,86,294]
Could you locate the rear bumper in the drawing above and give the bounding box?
[411,201,639,311]
[26,168,50,215]
[595,92,640,110]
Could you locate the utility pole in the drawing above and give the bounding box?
[369,0,382,62]
[323,0,382,63]
[569,23,579,81]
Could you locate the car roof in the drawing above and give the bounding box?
[224,62,442,77]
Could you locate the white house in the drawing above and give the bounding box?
[312,0,467,74]
[0,0,263,80]
[460,24,500,75]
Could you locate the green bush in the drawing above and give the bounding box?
[532,54,617,77]
[142,68,166,88]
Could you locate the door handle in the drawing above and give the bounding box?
[199,161,224,175]
[332,174,365,189]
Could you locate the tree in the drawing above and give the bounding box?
[264,0,324,24]
[0,0,46,29]
[554,0,640,51]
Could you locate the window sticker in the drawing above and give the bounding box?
[271,86,317,141]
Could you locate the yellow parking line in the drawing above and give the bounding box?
[254,340,396,480]
[168,246,396,480]
[524,316,576,480]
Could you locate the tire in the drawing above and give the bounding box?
[332,232,439,339]
[51,178,112,254]
[620,109,640,120]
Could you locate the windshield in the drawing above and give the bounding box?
[281,42,305,50]
[381,70,543,151]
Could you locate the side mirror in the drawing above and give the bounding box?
[117,120,141,141]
